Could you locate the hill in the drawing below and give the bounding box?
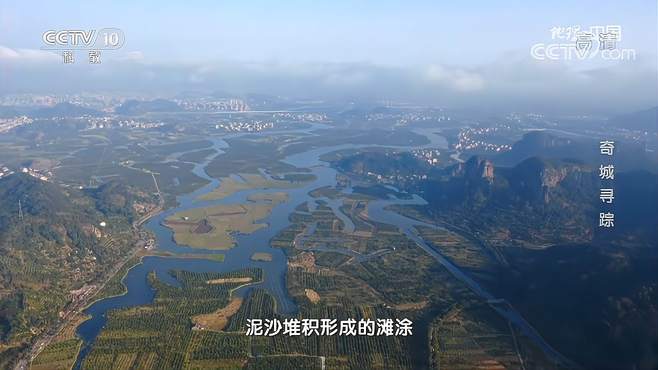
[335,151,432,178]
[33,103,102,118]
[419,156,600,244]
[609,106,657,132]
[0,174,153,364]
[414,155,657,369]
[115,99,182,115]
[420,154,657,245]
[495,130,656,172]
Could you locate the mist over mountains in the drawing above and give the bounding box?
[1,45,657,115]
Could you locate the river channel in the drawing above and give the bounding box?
[73,125,571,368]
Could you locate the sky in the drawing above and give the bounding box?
[0,0,656,113]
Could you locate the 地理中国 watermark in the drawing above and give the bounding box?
[530,25,636,61]
[41,28,125,64]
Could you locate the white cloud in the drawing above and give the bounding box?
[0,46,59,62]
[0,44,654,114]
[426,65,485,92]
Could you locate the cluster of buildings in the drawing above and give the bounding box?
[364,171,428,186]
[0,93,122,111]
[68,284,98,304]
[0,165,52,182]
[177,98,249,112]
[454,127,513,153]
[365,111,451,126]
[394,113,450,126]
[0,94,63,107]
[21,167,53,181]
[412,149,442,165]
[0,116,33,134]
[0,166,15,179]
[273,112,328,122]
[504,112,553,125]
[20,167,52,182]
[136,229,156,250]
[215,120,274,132]
[84,117,164,130]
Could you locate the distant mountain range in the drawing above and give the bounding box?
[495,130,656,172]
[32,102,102,118]
[423,155,656,243]
[335,132,657,244]
[419,156,602,244]
[609,106,657,132]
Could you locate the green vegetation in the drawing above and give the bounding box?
[147,251,226,263]
[246,192,288,204]
[30,339,82,370]
[205,136,306,178]
[245,356,320,369]
[430,304,525,370]
[281,128,430,156]
[198,173,302,201]
[91,255,143,303]
[417,226,498,282]
[225,289,417,369]
[270,188,557,368]
[250,253,272,262]
[165,198,284,250]
[309,186,341,199]
[178,149,216,163]
[146,140,212,156]
[6,120,646,369]
[82,268,262,369]
[0,174,151,362]
[276,173,316,183]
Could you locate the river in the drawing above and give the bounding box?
[73,125,572,368]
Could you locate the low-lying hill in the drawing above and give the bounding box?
[0,174,154,364]
[115,99,181,115]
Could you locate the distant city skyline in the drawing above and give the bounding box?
[0,1,656,114]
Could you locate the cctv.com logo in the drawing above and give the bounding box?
[530,25,636,61]
[530,43,636,61]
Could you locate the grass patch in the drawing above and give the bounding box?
[165,200,283,250]
[199,173,306,201]
[250,252,273,262]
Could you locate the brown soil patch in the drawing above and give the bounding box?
[288,252,317,272]
[192,297,243,331]
[475,359,506,370]
[393,300,429,311]
[206,277,253,285]
[304,289,321,304]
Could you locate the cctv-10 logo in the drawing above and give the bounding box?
[41,28,125,50]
